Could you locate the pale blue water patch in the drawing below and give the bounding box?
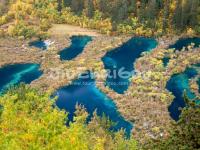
[166,66,200,121]
[102,37,157,94]
[59,36,92,60]
[0,63,43,93]
[55,71,133,136]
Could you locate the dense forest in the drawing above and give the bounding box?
[58,0,200,34]
[0,85,137,149]
[0,0,200,37]
[0,85,199,149]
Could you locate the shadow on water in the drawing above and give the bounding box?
[102,37,157,94]
[0,63,42,93]
[54,71,133,136]
[59,36,92,61]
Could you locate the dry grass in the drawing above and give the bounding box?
[49,24,102,37]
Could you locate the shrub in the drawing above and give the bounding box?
[0,85,138,150]
[39,19,52,32]
[7,21,36,38]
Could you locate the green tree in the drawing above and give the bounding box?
[115,0,128,22]
[71,0,84,14]
[98,0,107,13]
[84,0,94,18]
[7,20,36,38]
[162,0,170,32]
[128,0,137,15]
[0,85,138,150]
[144,92,200,150]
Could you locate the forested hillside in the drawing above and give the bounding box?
[0,0,8,15]
[0,0,200,37]
[58,0,200,34]
[0,85,137,149]
[0,86,199,149]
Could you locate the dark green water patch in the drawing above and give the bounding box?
[162,57,170,67]
[197,78,200,93]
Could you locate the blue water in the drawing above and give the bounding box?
[55,71,133,135]
[29,40,49,50]
[166,66,199,121]
[163,57,170,67]
[102,37,157,94]
[59,36,92,60]
[0,63,42,93]
[197,78,200,93]
[163,37,200,67]
[169,37,200,50]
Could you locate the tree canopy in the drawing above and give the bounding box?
[0,85,137,150]
[1,0,200,37]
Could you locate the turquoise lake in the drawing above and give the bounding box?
[102,37,157,94]
[59,36,92,60]
[166,65,200,121]
[0,63,42,94]
[3,36,200,134]
[55,71,133,136]
[29,40,49,50]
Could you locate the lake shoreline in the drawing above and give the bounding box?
[1,34,200,143]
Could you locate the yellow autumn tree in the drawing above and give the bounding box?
[0,85,138,150]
